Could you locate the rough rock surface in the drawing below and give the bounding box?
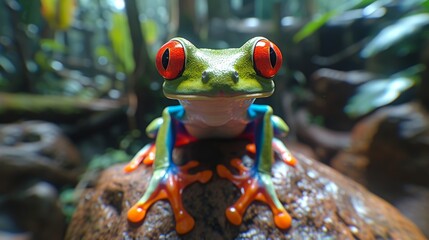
[66,140,426,240]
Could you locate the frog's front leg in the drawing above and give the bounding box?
[217,105,292,229]
[126,106,212,234]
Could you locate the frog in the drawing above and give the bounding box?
[124,37,296,234]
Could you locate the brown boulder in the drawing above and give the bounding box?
[66,140,425,239]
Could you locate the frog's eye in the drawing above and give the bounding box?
[253,39,282,78]
[156,40,185,80]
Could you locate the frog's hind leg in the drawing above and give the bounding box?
[245,138,296,167]
[271,115,296,166]
[272,138,296,167]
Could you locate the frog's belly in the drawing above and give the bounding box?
[184,120,247,139]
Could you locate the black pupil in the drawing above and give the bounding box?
[269,47,276,68]
[162,48,170,70]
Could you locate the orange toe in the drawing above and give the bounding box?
[175,212,195,234]
[217,159,292,230]
[226,207,242,225]
[143,151,155,165]
[127,205,147,223]
[274,211,292,229]
[197,170,213,184]
[246,143,256,154]
[124,144,156,173]
[282,152,297,167]
[128,161,212,234]
[124,162,139,173]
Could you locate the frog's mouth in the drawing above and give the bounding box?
[163,90,273,100]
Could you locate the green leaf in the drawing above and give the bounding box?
[345,77,416,118]
[141,19,158,45]
[293,0,377,42]
[109,13,135,74]
[351,0,380,9]
[94,45,113,63]
[345,65,423,118]
[87,149,130,171]
[423,0,429,10]
[361,13,429,58]
[293,10,337,43]
[34,51,51,70]
[40,38,66,53]
[59,188,76,222]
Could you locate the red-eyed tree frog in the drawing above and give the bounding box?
[124,37,296,234]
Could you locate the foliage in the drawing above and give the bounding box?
[109,12,135,74]
[294,10,339,43]
[87,149,130,171]
[141,19,159,45]
[0,0,142,97]
[0,55,16,74]
[345,65,423,118]
[293,0,429,120]
[293,0,429,43]
[293,0,377,42]
[40,0,76,30]
[361,13,429,58]
[59,188,76,222]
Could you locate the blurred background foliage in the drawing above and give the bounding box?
[2,0,428,126]
[1,0,429,237]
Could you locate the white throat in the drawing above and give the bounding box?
[178,98,254,138]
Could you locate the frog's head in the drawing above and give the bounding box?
[155,37,282,100]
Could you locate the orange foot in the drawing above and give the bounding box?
[127,161,212,234]
[217,159,292,229]
[124,143,156,173]
[246,140,297,167]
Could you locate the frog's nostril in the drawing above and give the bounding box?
[233,71,239,82]
[202,70,209,82]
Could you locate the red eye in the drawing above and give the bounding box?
[253,39,282,78]
[156,40,185,80]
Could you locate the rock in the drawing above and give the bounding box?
[295,109,350,163]
[333,102,429,187]
[309,69,375,131]
[0,121,82,239]
[66,139,425,239]
[331,102,429,237]
[0,121,81,192]
[0,182,66,240]
[366,104,429,186]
